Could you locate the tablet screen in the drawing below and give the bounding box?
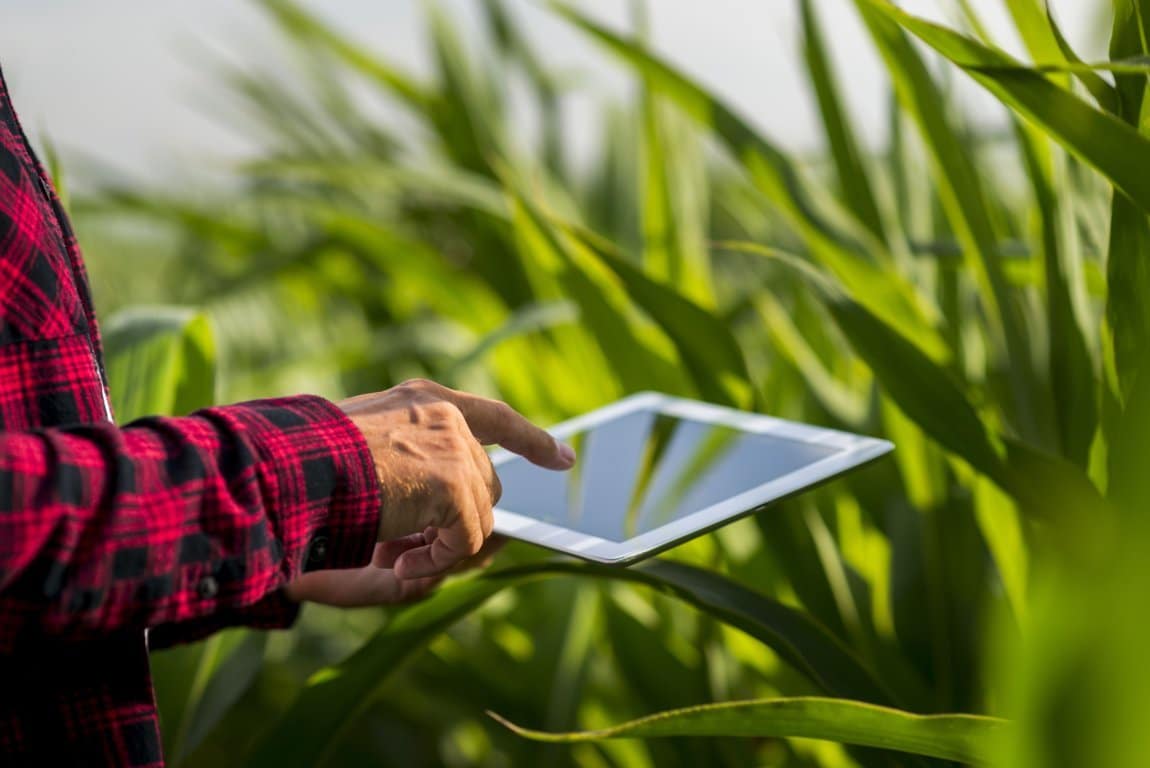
[495,407,839,543]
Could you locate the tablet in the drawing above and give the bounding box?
[491,392,893,565]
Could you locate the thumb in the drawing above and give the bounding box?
[373,532,430,569]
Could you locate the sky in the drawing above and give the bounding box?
[0,0,1100,182]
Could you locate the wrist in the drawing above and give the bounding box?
[282,580,304,604]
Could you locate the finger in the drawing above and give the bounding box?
[430,385,575,470]
[394,503,483,579]
[392,574,445,604]
[447,533,507,574]
[468,436,502,506]
[373,533,428,569]
[476,474,494,538]
[467,445,496,540]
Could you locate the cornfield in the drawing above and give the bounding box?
[65,0,1150,765]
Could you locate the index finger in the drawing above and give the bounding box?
[434,386,575,470]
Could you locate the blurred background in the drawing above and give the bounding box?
[2,0,1098,178]
[3,1,1148,766]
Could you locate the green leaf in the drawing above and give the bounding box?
[151,629,267,766]
[638,79,715,306]
[1014,124,1097,465]
[718,241,1107,521]
[505,184,750,407]
[852,0,1038,438]
[258,0,432,113]
[972,477,1029,622]
[755,294,869,425]
[601,589,730,766]
[550,2,948,363]
[503,192,689,398]
[800,0,886,243]
[175,631,268,763]
[250,559,905,765]
[103,307,218,421]
[247,577,510,768]
[827,298,1004,483]
[564,226,754,408]
[1000,438,1110,523]
[618,560,900,706]
[718,241,1004,483]
[427,0,504,173]
[861,0,1150,217]
[1106,2,1150,397]
[1041,6,1119,112]
[490,697,1008,765]
[1003,0,1064,63]
[440,300,578,386]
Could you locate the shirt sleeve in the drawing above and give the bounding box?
[0,394,381,650]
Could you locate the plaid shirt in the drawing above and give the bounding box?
[0,68,382,765]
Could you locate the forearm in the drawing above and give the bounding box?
[0,395,380,647]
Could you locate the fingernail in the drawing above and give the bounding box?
[558,442,576,466]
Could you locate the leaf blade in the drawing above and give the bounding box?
[490,696,1007,765]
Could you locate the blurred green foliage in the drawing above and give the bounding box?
[76,0,1150,765]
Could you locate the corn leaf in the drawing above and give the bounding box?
[1042,6,1119,112]
[800,0,886,244]
[249,558,911,765]
[639,94,715,307]
[862,0,1150,217]
[509,189,753,408]
[491,696,1007,764]
[505,193,688,397]
[718,241,1004,482]
[551,2,948,363]
[1106,2,1150,397]
[246,577,510,767]
[258,0,432,112]
[1015,124,1097,465]
[103,307,217,422]
[852,0,1037,439]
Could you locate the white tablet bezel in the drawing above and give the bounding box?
[491,392,893,566]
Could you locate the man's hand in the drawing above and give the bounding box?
[284,532,506,607]
[337,379,574,581]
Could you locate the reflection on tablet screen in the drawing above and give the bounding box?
[495,409,839,542]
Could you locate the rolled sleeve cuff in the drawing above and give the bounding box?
[222,395,382,579]
[149,395,380,648]
[148,589,301,649]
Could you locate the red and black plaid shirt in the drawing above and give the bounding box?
[0,67,382,765]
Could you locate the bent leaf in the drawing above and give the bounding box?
[491,696,1007,765]
[551,2,947,362]
[249,559,907,765]
[505,184,753,407]
[861,0,1150,216]
[717,242,1005,485]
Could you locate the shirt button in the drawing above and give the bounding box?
[197,576,219,599]
[306,535,329,570]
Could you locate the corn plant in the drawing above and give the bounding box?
[76,0,1150,765]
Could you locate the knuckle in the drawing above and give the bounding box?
[444,429,473,457]
[438,469,469,496]
[392,380,419,397]
[394,378,442,402]
[425,399,464,423]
